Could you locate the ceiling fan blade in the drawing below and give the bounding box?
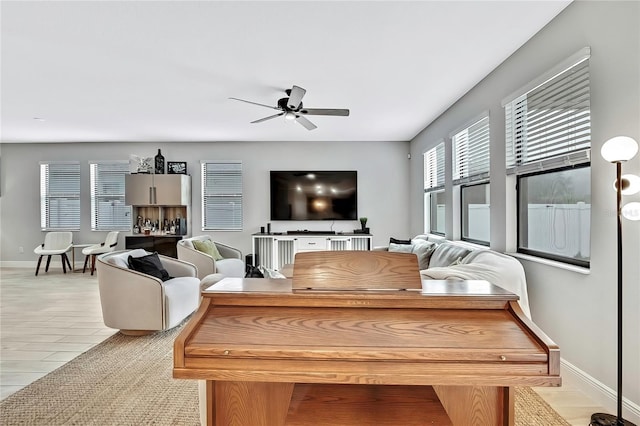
[295,115,317,131]
[251,112,284,124]
[287,85,306,109]
[299,108,350,116]
[229,97,279,110]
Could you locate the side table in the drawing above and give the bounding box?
[71,244,92,272]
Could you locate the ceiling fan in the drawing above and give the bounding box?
[229,85,349,131]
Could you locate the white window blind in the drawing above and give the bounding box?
[90,161,131,231]
[40,162,81,230]
[202,161,243,231]
[452,115,490,184]
[424,142,445,192]
[505,54,591,175]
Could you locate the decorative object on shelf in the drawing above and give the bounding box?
[590,136,639,426]
[358,217,370,234]
[167,161,187,174]
[155,149,165,174]
[130,154,153,173]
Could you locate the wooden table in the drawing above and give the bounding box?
[174,277,560,426]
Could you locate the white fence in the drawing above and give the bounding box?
[465,203,590,259]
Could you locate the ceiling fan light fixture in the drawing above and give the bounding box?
[284,111,297,121]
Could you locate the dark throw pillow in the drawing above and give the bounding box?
[128,252,171,281]
[389,237,412,245]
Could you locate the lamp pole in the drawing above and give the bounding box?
[591,136,639,426]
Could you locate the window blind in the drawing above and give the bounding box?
[90,161,131,231]
[505,56,591,175]
[452,115,490,184]
[202,161,243,231]
[40,162,81,230]
[424,142,445,192]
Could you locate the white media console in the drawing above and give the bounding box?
[252,233,372,271]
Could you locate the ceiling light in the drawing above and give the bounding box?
[284,112,296,121]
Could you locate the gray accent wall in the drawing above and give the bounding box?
[0,140,411,263]
[410,0,639,416]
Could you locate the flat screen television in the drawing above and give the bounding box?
[270,171,357,221]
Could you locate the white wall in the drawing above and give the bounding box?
[410,1,639,418]
[0,140,411,263]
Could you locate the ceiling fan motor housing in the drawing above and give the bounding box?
[278,97,301,111]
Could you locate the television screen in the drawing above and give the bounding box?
[270,171,357,221]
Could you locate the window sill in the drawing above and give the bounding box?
[508,252,591,275]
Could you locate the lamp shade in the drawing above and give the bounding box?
[614,174,640,195]
[621,202,640,221]
[601,136,638,162]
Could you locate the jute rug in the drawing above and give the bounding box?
[0,322,569,425]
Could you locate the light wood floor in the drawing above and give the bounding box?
[0,266,610,424]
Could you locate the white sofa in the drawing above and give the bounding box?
[96,249,201,334]
[176,235,245,280]
[381,235,531,319]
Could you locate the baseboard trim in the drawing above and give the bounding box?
[1,261,36,268]
[1,260,84,269]
[561,358,640,425]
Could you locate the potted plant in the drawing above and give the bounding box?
[359,217,369,234]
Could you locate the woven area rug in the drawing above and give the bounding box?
[1,323,569,426]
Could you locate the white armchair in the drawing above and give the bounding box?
[82,231,120,275]
[177,235,245,280]
[96,249,200,335]
[34,232,73,276]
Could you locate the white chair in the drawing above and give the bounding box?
[82,231,120,275]
[177,235,245,280]
[96,249,200,335]
[34,232,73,276]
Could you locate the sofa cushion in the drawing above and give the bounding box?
[411,240,437,270]
[106,249,150,269]
[389,237,412,245]
[389,242,413,253]
[428,242,472,268]
[389,239,436,270]
[128,252,171,281]
[192,239,223,261]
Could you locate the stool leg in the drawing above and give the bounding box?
[35,255,44,276]
[90,255,96,276]
[83,255,90,273]
[45,255,52,272]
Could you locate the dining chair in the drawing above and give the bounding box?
[34,232,73,276]
[82,231,120,275]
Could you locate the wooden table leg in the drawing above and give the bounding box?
[209,381,295,426]
[433,385,514,426]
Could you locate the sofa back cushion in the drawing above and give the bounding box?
[428,242,472,268]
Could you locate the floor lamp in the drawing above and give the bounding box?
[591,136,640,426]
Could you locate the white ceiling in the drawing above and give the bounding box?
[1,1,572,143]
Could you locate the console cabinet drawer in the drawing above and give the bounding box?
[296,237,327,251]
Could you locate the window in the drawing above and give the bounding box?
[40,162,80,230]
[503,48,591,266]
[202,161,243,231]
[452,115,490,244]
[517,166,590,267]
[424,142,445,235]
[89,161,131,231]
[461,183,490,245]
